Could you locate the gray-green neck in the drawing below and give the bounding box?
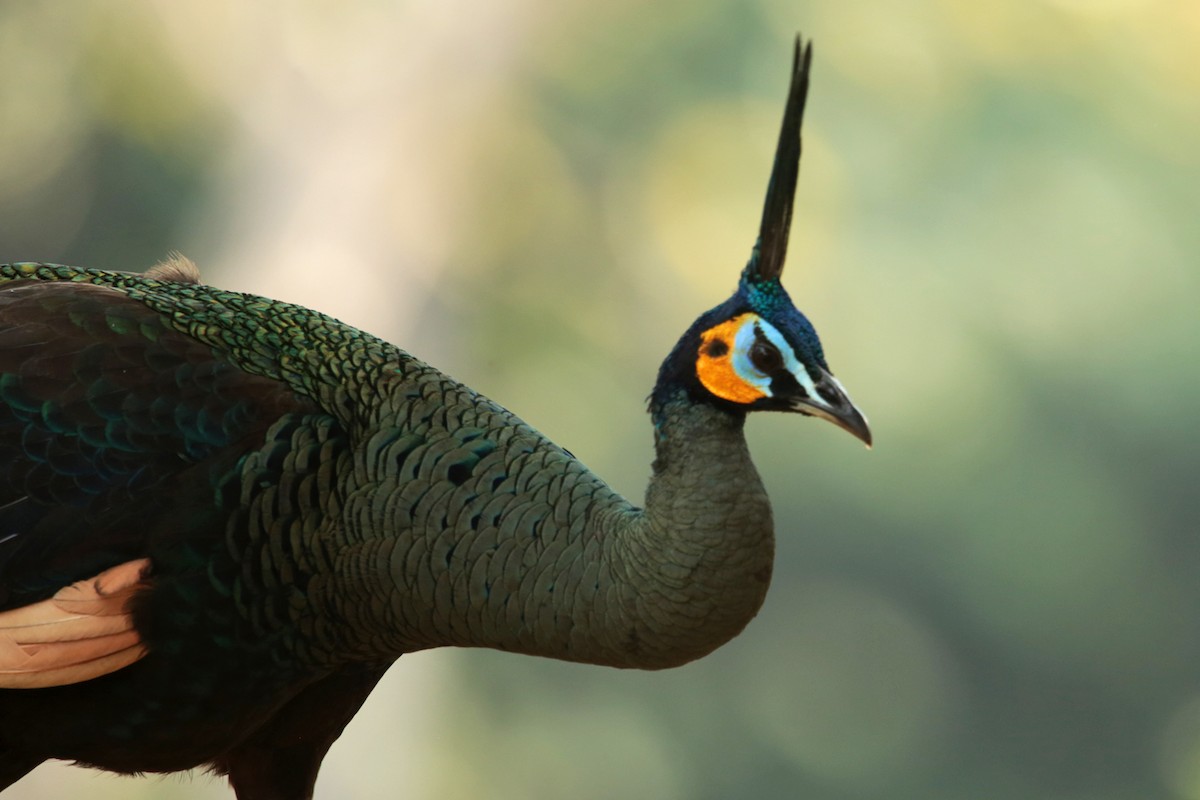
[612,395,775,667]
[327,386,775,671]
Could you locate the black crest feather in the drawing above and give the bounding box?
[744,35,813,285]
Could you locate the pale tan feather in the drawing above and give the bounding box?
[145,252,201,284]
[0,558,151,688]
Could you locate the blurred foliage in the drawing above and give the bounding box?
[3,1,1198,799]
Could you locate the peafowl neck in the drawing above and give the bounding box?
[616,391,776,668]
[325,381,774,671]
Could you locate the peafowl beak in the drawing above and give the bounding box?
[789,368,872,448]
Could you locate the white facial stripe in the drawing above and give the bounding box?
[729,316,818,400]
[730,320,771,395]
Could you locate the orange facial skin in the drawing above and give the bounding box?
[696,314,766,404]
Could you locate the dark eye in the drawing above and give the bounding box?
[749,340,783,374]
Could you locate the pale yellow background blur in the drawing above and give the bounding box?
[2,1,1198,799]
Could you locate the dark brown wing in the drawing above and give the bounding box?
[0,279,313,610]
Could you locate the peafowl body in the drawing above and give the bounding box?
[0,39,869,799]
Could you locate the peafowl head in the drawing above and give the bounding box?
[652,37,871,447]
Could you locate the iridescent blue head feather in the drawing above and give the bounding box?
[737,273,828,373]
[651,35,871,446]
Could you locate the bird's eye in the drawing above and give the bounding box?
[749,340,782,374]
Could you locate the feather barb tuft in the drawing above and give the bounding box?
[146,252,202,284]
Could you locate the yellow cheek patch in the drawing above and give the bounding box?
[696,314,766,404]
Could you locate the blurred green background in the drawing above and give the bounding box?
[2,1,1197,798]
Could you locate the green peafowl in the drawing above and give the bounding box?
[0,37,868,799]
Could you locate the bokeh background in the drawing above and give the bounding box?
[2,1,1197,798]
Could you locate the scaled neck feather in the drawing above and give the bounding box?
[326,385,774,670]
